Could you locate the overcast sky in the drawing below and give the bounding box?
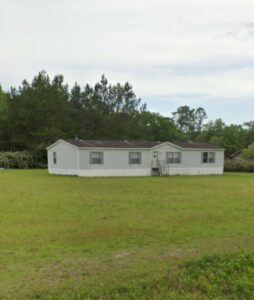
[1,0,254,124]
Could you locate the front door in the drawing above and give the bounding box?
[153,151,158,160]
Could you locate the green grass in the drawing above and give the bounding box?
[0,171,254,299]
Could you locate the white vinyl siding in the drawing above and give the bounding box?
[202,152,215,164]
[129,152,142,164]
[166,152,181,164]
[90,152,103,164]
[47,140,224,176]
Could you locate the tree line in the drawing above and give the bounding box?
[0,71,253,163]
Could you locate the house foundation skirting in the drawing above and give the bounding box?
[48,168,151,177]
[167,167,223,175]
[48,168,79,176]
[48,167,223,177]
[78,169,151,177]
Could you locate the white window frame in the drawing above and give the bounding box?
[53,152,57,165]
[202,152,215,164]
[90,151,104,165]
[166,152,182,164]
[129,152,142,164]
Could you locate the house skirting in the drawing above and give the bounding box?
[48,168,79,176]
[167,167,223,175]
[48,168,151,177]
[48,167,223,177]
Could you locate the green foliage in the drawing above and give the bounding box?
[0,85,7,122]
[135,111,182,141]
[1,71,254,162]
[8,71,73,151]
[200,119,247,157]
[0,72,182,163]
[243,121,254,145]
[172,105,207,136]
[224,159,254,172]
[0,85,8,149]
[0,151,34,169]
[69,74,148,140]
[242,144,254,161]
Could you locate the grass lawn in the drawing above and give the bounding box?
[0,170,254,299]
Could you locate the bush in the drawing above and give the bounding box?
[242,144,254,161]
[0,151,46,169]
[224,159,254,173]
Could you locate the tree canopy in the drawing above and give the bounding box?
[0,71,252,162]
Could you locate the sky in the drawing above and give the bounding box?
[1,0,254,124]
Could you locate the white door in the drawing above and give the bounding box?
[153,151,158,160]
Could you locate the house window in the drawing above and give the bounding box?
[129,152,141,164]
[90,152,103,164]
[53,152,57,164]
[202,152,215,164]
[167,152,181,164]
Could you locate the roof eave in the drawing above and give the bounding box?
[46,139,79,150]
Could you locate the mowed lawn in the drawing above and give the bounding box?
[0,171,254,299]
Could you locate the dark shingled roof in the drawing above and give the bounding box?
[64,139,223,149]
[172,141,223,149]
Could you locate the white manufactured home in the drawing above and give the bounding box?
[47,139,224,177]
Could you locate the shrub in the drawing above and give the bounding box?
[224,159,254,173]
[242,144,254,161]
[0,151,46,169]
